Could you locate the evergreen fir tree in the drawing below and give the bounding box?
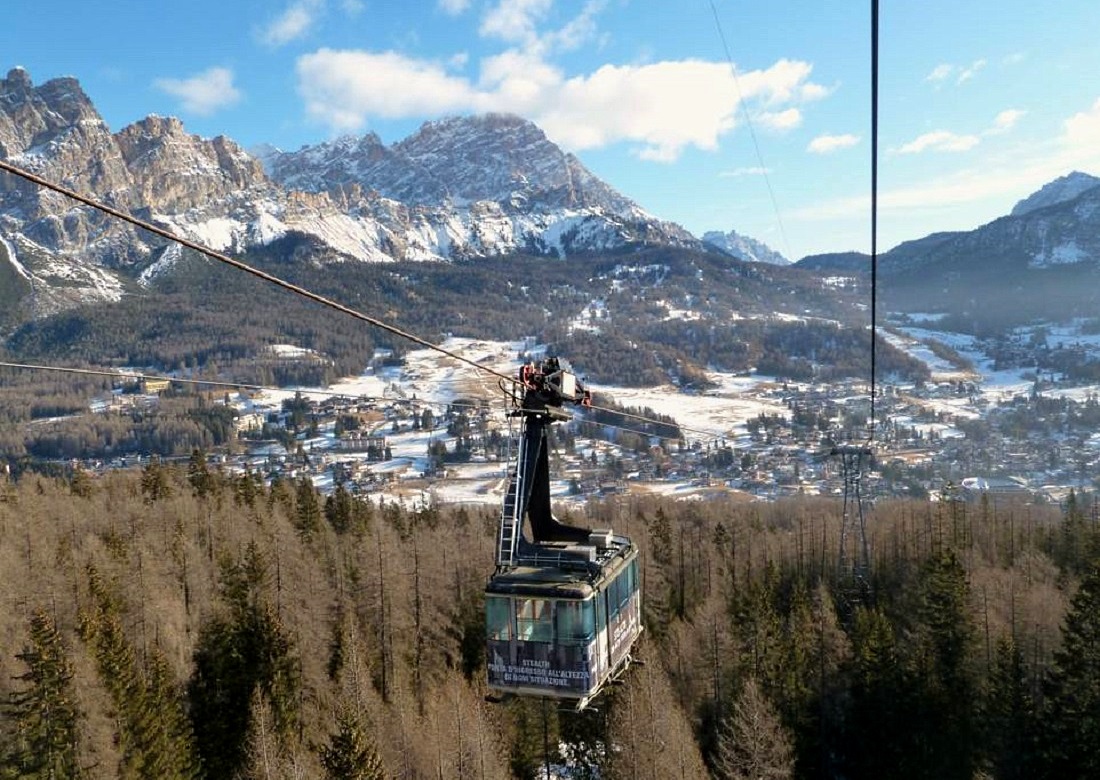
[186,448,214,499]
[293,476,321,540]
[315,711,386,780]
[1,609,82,780]
[324,483,353,534]
[911,549,978,779]
[1041,558,1100,778]
[187,545,300,779]
[980,634,1038,780]
[140,456,172,503]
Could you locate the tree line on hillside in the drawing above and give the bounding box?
[3,245,870,396]
[1,457,1099,778]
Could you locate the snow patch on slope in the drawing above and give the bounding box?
[1030,240,1088,268]
[0,233,31,280]
[138,244,182,287]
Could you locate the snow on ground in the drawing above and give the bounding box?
[897,325,1033,402]
[267,343,319,359]
[592,381,787,443]
[882,330,970,381]
[0,233,31,280]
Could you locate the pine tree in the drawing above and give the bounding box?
[324,483,353,534]
[187,545,301,779]
[186,448,214,499]
[843,605,918,779]
[140,456,172,503]
[294,476,321,540]
[78,567,199,780]
[2,609,82,780]
[712,677,794,780]
[315,711,386,780]
[912,549,978,779]
[980,634,1038,780]
[1041,558,1100,777]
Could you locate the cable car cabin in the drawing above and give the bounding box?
[486,358,642,709]
[486,533,641,709]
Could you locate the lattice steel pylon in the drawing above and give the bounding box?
[833,445,873,586]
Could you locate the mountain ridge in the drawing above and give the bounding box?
[0,69,699,321]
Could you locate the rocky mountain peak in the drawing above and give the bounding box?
[0,68,701,321]
[1011,171,1100,217]
[2,66,33,95]
[0,69,104,160]
[702,228,789,265]
[262,112,648,218]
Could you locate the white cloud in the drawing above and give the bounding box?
[898,130,980,154]
[926,64,953,82]
[808,133,860,154]
[341,0,364,14]
[719,167,770,178]
[154,67,241,116]
[544,0,605,53]
[297,50,477,130]
[261,0,323,47]
[438,0,471,14]
[987,109,1025,134]
[956,58,986,84]
[756,108,801,132]
[297,49,826,161]
[480,0,553,46]
[800,82,833,101]
[925,59,987,87]
[1064,97,1100,150]
[795,97,1100,225]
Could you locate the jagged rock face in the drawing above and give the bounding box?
[0,69,699,321]
[702,228,789,265]
[0,70,274,259]
[115,116,273,214]
[265,113,647,216]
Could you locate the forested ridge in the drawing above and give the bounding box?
[2,242,923,395]
[1,462,1099,779]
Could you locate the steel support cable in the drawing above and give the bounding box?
[584,402,729,443]
[708,0,793,262]
[1,357,735,446]
[869,0,880,441]
[0,159,517,387]
[0,360,500,414]
[0,160,754,447]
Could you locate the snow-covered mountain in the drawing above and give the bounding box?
[701,228,789,265]
[0,68,697,319]
[1010,171,1100,217]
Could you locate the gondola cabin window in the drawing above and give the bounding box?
[486,596,597,645]
[486,595,511,641]
[515,598,553,642]
[555,600,595,644]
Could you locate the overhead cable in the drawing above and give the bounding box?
[0,159,518,387]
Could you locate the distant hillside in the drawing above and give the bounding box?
[795,251,870,273]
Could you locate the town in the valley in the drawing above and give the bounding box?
[63,318,1100,512]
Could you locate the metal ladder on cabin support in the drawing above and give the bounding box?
[497,416,530,568]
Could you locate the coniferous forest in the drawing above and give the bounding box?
[1,461,1099,779]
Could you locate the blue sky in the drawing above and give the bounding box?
[4,0,1100,260]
